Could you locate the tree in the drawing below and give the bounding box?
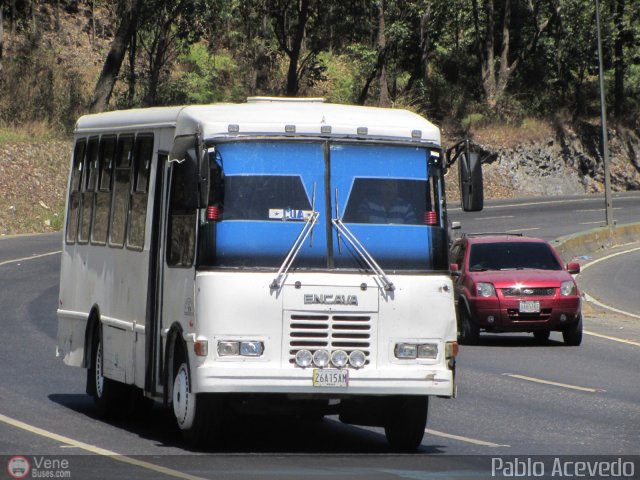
[0,5,4,76]
[269,0,314,96]
[89,0,143,113]
[471,0,561,112]
[613,0,626,116]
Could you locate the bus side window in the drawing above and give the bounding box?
[78,137,99,244]
[91,135,116,245]
[166,161,196,267]
[127,135,153,250]
[65,139,86,244]
[109,135,134,247]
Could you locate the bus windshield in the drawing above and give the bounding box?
[197,141,446,271]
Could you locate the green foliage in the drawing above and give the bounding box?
[2,0,640,128]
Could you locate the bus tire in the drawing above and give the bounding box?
[383,396,428,452]
[89,328,123,418]
[172,357,221,448]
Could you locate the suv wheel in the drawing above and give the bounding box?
[458,308,480,345]
[562,315,583,346]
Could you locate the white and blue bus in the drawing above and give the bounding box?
[56,98,483,450]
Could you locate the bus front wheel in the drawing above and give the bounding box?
[384,396,428,452]
[172,358,222,448]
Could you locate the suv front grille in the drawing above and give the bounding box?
[502,287,555,297]
[287,313,372,365]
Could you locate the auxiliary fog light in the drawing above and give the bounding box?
[331,350,349,368]
[417,343,438,359]
[295,349,313,368]
[560,314,567,322]
[395,343,418,359]
[487,315,495,324]
[218,341,239,356]
[349,350,366,368]
[240,341,264,356]
[313,349,331,368]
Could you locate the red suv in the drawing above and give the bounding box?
[450,234,582,346]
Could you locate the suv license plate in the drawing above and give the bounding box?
[519,300,540,313]
[313,369,348,387]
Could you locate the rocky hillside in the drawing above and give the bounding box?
[445,119,640,201]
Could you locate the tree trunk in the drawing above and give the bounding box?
[285,0,309,96]
[145,22,170,106]
[419,4,433,85]
[377,0,390,106]
[0,6,4,75]
[89,0,142,113]
[613,0,626,117]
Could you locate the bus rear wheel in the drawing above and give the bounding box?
[384,396,428,452]
[172,359,222,448]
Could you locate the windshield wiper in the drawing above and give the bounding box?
[269,210,319,291]
[332,217,395,291]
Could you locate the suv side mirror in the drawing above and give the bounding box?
[566,262,581,274]
[450,263,461,276]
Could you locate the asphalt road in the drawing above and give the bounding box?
[448,191,640,241]
[1,194,639,479]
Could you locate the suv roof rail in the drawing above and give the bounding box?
[461,232,524,238]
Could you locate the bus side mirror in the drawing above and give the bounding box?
[198,149,210,208]
[182,148,209,209]
[458,148,483,212]
[446,140,484,212]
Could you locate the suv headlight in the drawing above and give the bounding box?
[560,280,577,296]
[476,282,496,297]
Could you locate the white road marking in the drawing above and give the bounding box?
[470,215,515,221]
[0,413,209,480]
[584,330,640,347]
[425,429,509,447]
[502,374,605,393]
[580,246,640,272]
[0,251,61,267]
[579,221,606,225]
[506,227,540,232]
[579,246,640,320]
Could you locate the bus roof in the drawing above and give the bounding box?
[74,99,441,145]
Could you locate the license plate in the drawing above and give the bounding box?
[313,369,348,387]
[519,300,540,313]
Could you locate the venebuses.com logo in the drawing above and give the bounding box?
[6,456,71,479]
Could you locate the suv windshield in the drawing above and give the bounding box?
[468,242,562,271]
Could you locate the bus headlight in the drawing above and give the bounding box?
[218,341,239,356]
[394,343,439,359]
[313,349,331,368]
[331,350,349,367]
[240,341,264,356]
[417,343,438,359]
[349,350,366,368]
[295,349,313,368]
[395,343,418,359]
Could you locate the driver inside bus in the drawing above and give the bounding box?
[357,179,417,224]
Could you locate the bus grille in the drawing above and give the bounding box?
[286,313,372,365]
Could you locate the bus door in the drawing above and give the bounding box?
[330,143,436,273]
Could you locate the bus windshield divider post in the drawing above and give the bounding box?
[331,218,395,292]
